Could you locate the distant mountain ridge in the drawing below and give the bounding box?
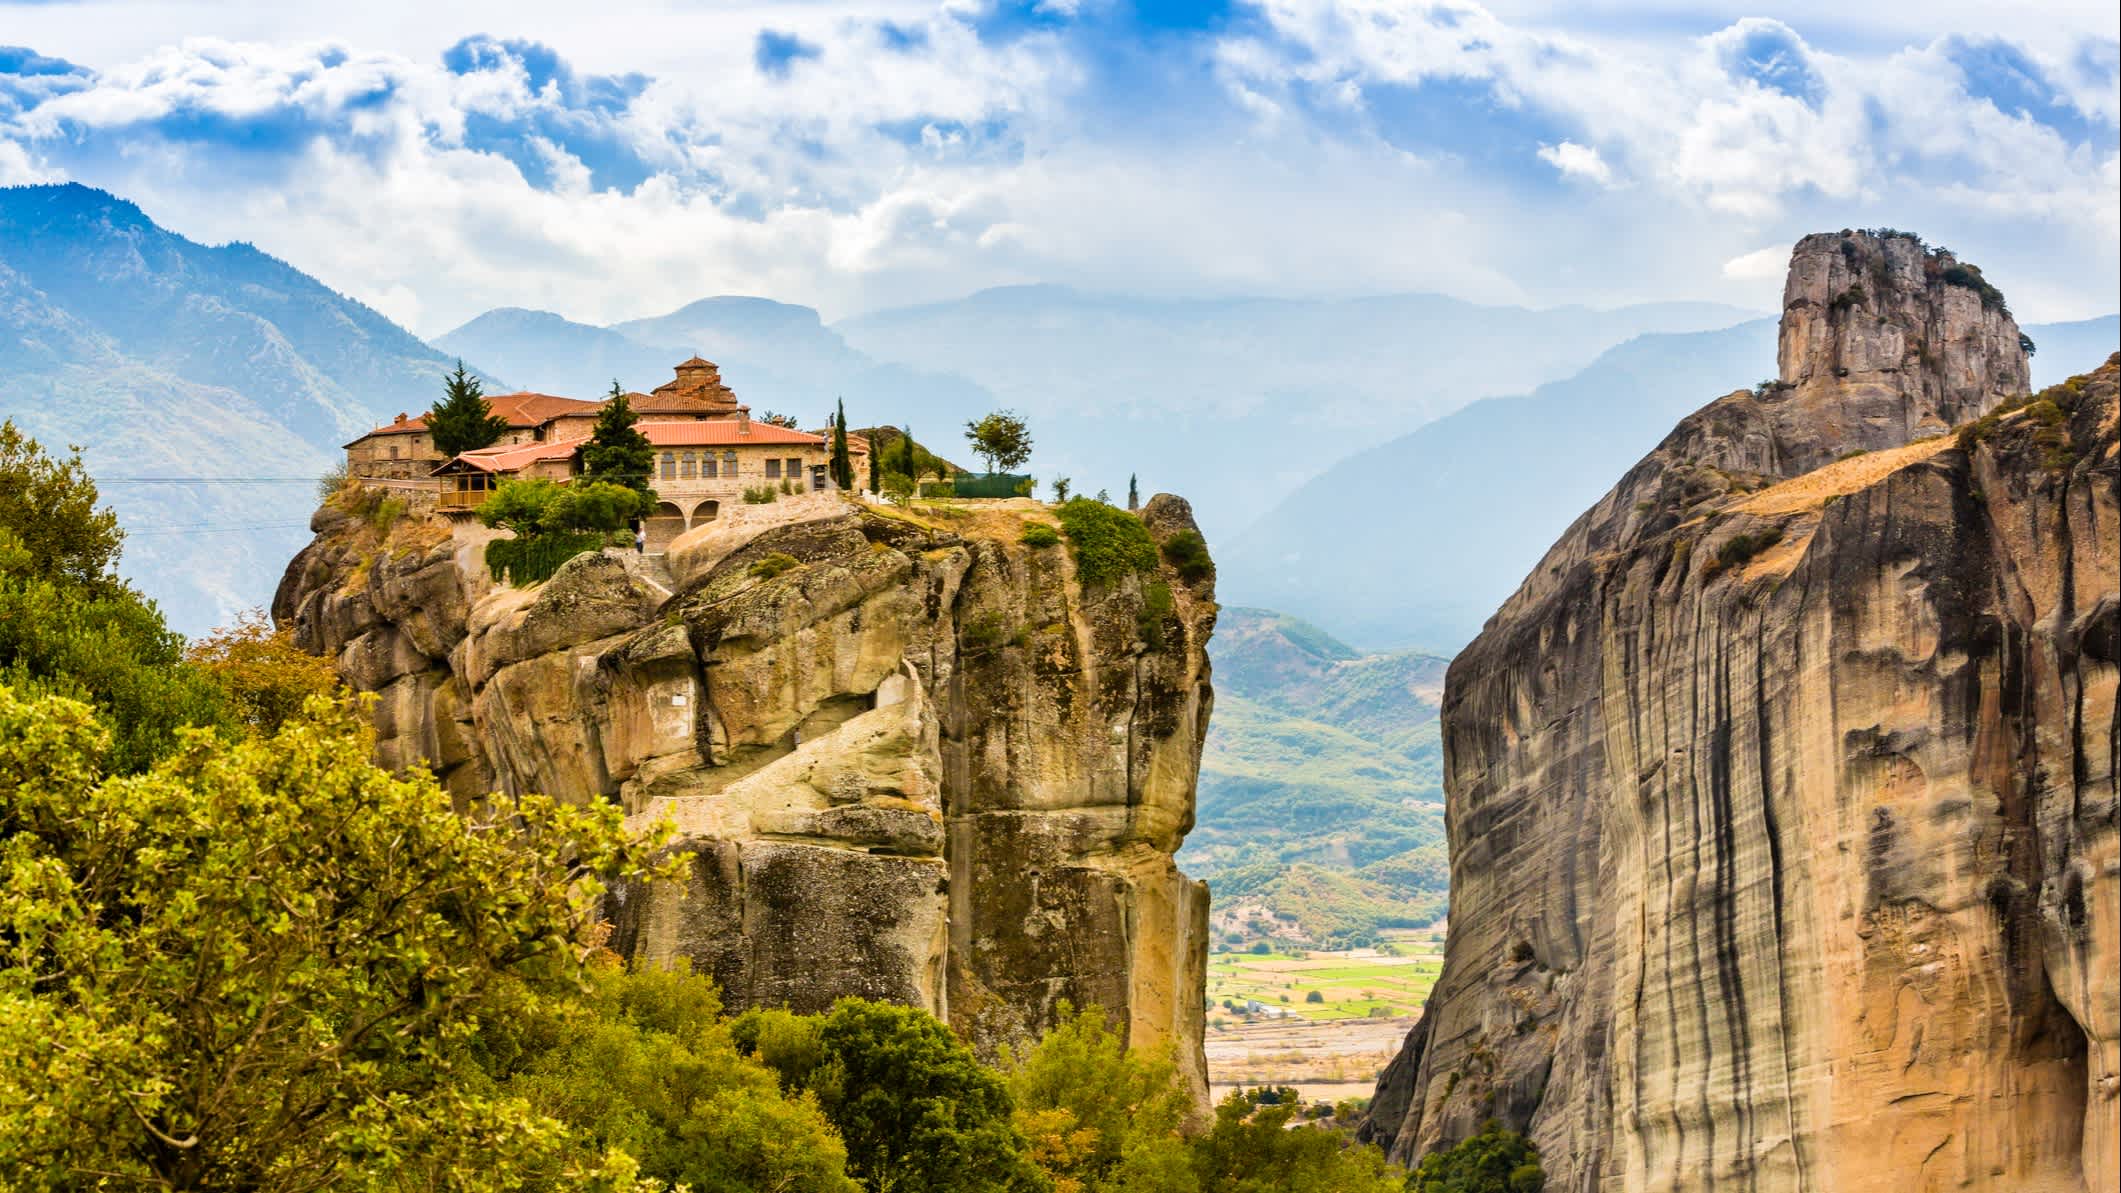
[1186,607,1454,947]
[0,183,466,633]
[1218,311,2120,652]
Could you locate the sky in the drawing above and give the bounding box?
[2,0,2115,335]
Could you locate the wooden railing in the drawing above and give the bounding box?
[438,488,485,510]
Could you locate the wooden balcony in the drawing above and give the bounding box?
[438,487,486,511]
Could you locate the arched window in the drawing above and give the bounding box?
[702,454,718,478]
[661,452,676,481]
[723,450,738,477]
[681,452,696,479]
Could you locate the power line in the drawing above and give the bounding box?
[98,477,319,485]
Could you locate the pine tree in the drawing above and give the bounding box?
[898,425,918,479]
[426,360,508,457]
[868,431,880,493]
[1127,473,1139,510]
[831,400,854,490]
[580,380,656,499]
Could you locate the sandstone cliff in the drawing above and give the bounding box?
[1364,231,2118,1193]
[275,491,1216,1098]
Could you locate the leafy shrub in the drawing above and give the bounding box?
[1056,498,1157,585]
[1020,523,1060,548]
[918,479,956,498]
[1939,262,2009,314]
[961,610,1010,652]
[743,485,779,505]
[749,551,800,580]
[1830,285,1865,312]
[486,530,612,586]
[1305,990,1324,1004]
[881,473,916,507]
[1411,1121,1544,1193]
[1160,529,1213,584]
[369,493,407,535]
[1704,527,1784,576]
[315,460,351,502]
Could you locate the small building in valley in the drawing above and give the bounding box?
[350,357,868,551]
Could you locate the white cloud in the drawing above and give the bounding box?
[1721,246,1788,280]
[0,3,2114,329]
[1537,141,1612,185]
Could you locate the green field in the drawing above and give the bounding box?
[1206,949,1442,1023]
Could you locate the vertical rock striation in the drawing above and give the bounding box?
[276,493,1216,1100]
[1363,231,2118,1192]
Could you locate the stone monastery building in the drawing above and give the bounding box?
[344,356,867,551]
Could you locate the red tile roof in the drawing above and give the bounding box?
[639,420,826,447]
[432,437,589,475]
[350,392,604,445]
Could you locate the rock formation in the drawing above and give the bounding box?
[1363,231,2118,1193]
[275,491,1216,1099]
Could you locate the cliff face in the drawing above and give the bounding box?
[275,492,1216,1098]
[1364,231,2118,1193]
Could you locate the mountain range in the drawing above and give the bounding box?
[4,180,2112,656]
[1218,311,2121,651]
[0,183,465,634]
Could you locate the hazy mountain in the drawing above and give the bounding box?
[436,298,997,429]
[834,285,1762,536]
[1184,607,1453,946]
[0,184,464,634]
[1218,314,2119,653]
[2029,315,2121,389]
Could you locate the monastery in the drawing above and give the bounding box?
[344,356,867,551]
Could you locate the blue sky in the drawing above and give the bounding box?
[1,0,2114,333]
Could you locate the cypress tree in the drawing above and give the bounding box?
[831,399,854,490]
[1127,473,1139,510]
[427,360,508,457]
[868,430,880,493]
[580,380,656,499]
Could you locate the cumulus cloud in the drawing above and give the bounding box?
[0,2,2113,329]
[1537,141,1612,185]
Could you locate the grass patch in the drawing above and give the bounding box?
[748,551,800,580]
[1020,523,1060,548]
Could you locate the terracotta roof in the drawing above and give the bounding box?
[432,437,589,475]
[639,420,825,447]
[347,392,603,447]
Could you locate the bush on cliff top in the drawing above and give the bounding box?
[1056,498,1157,585]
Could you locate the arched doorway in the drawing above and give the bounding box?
[644,501,687,553]
[691,499,720,525]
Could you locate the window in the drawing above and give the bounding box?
[681,453,696,479]
[723,451,737,476]
[661,452,676,481]
[387,446,399,459]
[785,457,802,481]
[765,458,781,479]
[702,455,717,478]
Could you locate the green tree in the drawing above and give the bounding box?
[581,382,656,498]
[0,420,124,591]
[1127,474,1139,511]
[868,431,881,492]
[0,422,226,771]
[831,401,855,490]
[1409,1122,1543,1193]
[493,963,858,1193]
[183,609,341,736]
[0,689,671,1190]
[899,423,919,479]
[759,410,802,429]
[427,360,510,458]
[733,999,1049,1193]
[1191,1090,1405,1193]
[1052,476,1072,503]
[965,410,1033,474]
[1009,1004,1197,1193]
[479,479,645,537]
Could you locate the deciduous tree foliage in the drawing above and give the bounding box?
[183,608,341,734]
[427,360,510,458]
[732,999,1050,1193]
[964,411,1034,474]
[1009,1005,1197,1193]
[0,689,671,1191]
[1190,1090,1407,1193]
[0,422,227,771]
[1410,1121,1544,1193]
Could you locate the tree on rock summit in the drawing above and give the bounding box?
[581,381,657,500]
[427,360,509,457]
